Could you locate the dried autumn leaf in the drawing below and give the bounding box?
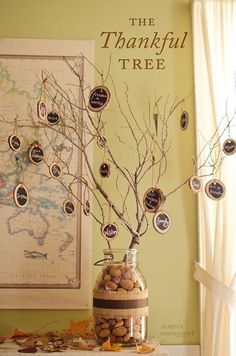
[136,342,156,354]
[36,336,51,351]
[11,328,33,340]
[68,337,95,350]
[18,346,38,353]
[64,318,93,338]
[17,338,36,348]
[100,337,122,351]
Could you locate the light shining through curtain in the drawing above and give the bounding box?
[192,1,236,355]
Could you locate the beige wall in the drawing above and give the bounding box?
[0,0,199,344]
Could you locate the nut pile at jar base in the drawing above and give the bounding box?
[93,262,148,345]
[95,316,145,344]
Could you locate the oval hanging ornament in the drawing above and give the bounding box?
[143,187,165,213]
[29,141,44,165]
[63,199,76,216]
[153,210,171,234]
[8,135,21,151]
[13,182,29,208]
[97,136,107,149]
[49,162,62,178]
[83,200,90,216]
[47,111,61,125]
[37,100,47,120]
[223,138,236,155]
[205,179,225,201]
[99,162,110,178]
[189,175,202,193]
[88,85,110,112]
[101,222,119,241]
[180,111,189,130]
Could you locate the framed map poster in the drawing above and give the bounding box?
[0,38,94,308]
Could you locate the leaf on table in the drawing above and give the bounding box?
[68,337,95,350]
[18,346,38,353]
[36,336,51,351]
[136,342,156,354]
[17,338,36,348]
[64,318,93,338]
[10,328,33,340]
[100,337,122,351]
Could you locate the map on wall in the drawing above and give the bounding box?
[0,56,82,289]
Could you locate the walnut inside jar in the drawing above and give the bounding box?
[97,263,144,292]
[94,316,145,345]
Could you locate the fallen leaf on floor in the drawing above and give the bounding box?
[18,346,38,353]
[17,338,36,348]
[100,337,122,351]
[68,337,95,350]
[136,342,156,354]
[2,328,33,341]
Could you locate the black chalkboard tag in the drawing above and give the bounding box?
[189,176,202,193]
[47,111,61,125]
[143,187,164,213]
[8,135,21,151]
[13,182,29,208]
[99,163,110,178]
[205,179,225,200]
[97,136,107,149]
[37,100,47,120]
[49,162,62,178]
[88,85,110,112]
[63,199,76,216]
[223,138,236,155]
[83,200,90,216]
[153,211,171,234]
[180,111,189,130]
[29,142,44,165]
[101,222,119,240]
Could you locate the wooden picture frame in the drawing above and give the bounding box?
[0,38,94,309]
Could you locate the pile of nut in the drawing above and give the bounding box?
[96,262,143,292]
[94,316,145,344]
[94,263,147,344]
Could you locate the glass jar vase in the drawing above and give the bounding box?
[93,249,148,345]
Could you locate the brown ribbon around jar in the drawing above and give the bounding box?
[93,289,148,318]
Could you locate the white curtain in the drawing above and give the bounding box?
[192,1,236,356]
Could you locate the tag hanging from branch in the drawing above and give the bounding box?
[101,222,119,241]
[88,85,110,112]
[8,115,21,152]
[99,147,110,178]
[97,136,107,149]
[143,187,165,213]
[37,72,48,120]
[153,102,159,136]
[189,176,202,193]
[180,111,189,130]
[63,184,76,216]
[49,162,62,178]
[99,162,110,178]
[29,141,44,165]
[13,162,29,208]
[101,204,119,241]
[83,182,91,216]
[223,138,236,155]
[153,210,171,234]
[46,93,61,125]
[205,179,225,200]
